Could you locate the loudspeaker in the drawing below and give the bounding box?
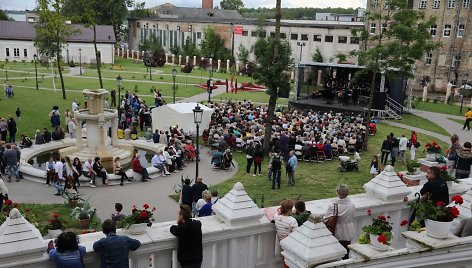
[372,92,387,110]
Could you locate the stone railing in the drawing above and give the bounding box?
[2,167,472,268]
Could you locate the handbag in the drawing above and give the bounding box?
[325,203,338,235]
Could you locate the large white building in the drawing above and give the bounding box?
[0,21,116,64]
[128,3,363,64]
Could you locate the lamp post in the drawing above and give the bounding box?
[193,104,203,180]
[296,42,306,62]
[148,65,152,80]
[116,75,122,107]
[172,68,177,104]
[78,48,82,75]
[207,52,214,103]
[33,54,39,90]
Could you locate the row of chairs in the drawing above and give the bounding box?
[294,144,359,163]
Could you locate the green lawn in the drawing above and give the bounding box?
[398,114,450,136]
[206,124,449,208]
[414,100,463,115]
[214,91,290,105]
[448,118,464,125]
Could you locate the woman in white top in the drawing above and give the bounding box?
[274,199,298,268]
[324,184,355,259]
[64,156,78,193]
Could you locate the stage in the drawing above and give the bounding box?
[289,97,367,114]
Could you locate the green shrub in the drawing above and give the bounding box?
[134,85,138,92]
[433,99,438,103]
[5,59,9,64]
[22,59,26,64]
[160,76,163,80]
[12,60,17,63]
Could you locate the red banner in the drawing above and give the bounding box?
[234,26,243,35]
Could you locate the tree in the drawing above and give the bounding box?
[237,44,249,65]
[352,0,440,149]
[253,0,293,153]
[312,48,323,62]
[129,2,151,18]
[181,37,200,57]
[220,0,244,11]
[139,34,164,52]
[200,26,233,61]
[35,0,78,100]
[0,10,11,20]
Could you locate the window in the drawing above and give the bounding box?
[313,34,322,42]
[457,24,465,37]
[325,35,333,42]
[430,25,437,36]
[350,37,360,44]
[381,23,387,33]
[13,48,19,57]
[370,23,376,34]
[280,33,286,39]
[463,0,470,7]
[433,0,441,8]
[270,32,275,38]
[419,0,427,8]
[23,49,27,57]
[242,30,248,36]
[384,0,390,9]
[301,34,308,41]
[371,0,380,8]
[290,33,298,40]
[5,48,9,57]
[425,52,433,64]
[251,31,258,37]
[443,24,451,36]
[448,0,455,8]
[338,36,347,43]
[197,32,202,39]
[259,31,266,38]
[452,54,461,68]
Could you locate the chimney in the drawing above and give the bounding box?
[202,0,213,9]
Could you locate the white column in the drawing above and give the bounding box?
[236,60,240,72]
[226,60,230,72]
[209,58,213,70]
[317,69,323,86]
[178,55,182,65]
[165,53,168,64]
[217,59,221,72]
[111,117,118,146]
[193,56,197,66]
[141,51,145,60]
[445,82,453,104]
[172,54,175,64]
[422,85,428,101]
[131,50,134,59]
[186,56,189,64]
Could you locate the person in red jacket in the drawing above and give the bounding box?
[409,131,418,160]
[132,153,149,182]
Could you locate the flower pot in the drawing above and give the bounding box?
[425,219,452,239]
[426,153,437,161]
[369,234,391,251]
[48,229,62,239]
[407,168,419,175]
[127,223,148,235]
[79,219,91,229]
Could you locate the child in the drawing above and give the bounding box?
[370,155,379,178]
[111,202,125,223]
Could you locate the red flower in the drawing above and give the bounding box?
[377,215,386,221]
[367,209,372,216]
[132,208,138,214]
[152,207,156,211]
[53,214,59,219]
[439,166,447,171]
[452,195,464,205]
[139,211,149,219]
[377,233,388,244]
[143,204,149,209]
[403,197,409,203]
[4,199,12,205]
[49,219,55,223]
[436,201,446,207]
[451,206,460,218]
[400,220,409,227]
[13,203,19,208]
[432,141,438,146]
[83,230,89,234]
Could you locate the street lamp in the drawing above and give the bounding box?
[193,104,203,180]
[148,65,152,80]
[33,54,39,90]
[207,52,214,103]
[116,75,122,107]
[172,68,177,104]
[296,42,306,62]
[78,48,82,75]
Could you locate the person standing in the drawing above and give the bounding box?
[6,116,17,143]
[93,219,141,268]
[111,89,116,107]
[463,108,472,131]
[4,143,19,182]
[0,118,8,142]
[389,133,399,166]
[292,200,311,227]
[180,178,193,207]
[409,131,418,160]
[191,177,208,206]
[253,143,264,176]
[398,133,409,164]
[170,205,203,268]
[15,107,21,121]
[380,135,391,166]
[245,142,254,174]
[270,152,282,189]
[273,199,298,268]
[286,150,298,187]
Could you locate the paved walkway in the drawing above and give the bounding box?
[7,146,238,222]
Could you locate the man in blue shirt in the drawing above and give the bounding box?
[93,219,141,268]
[287,150,298,187]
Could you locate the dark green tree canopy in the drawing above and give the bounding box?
[200,26,233,61]
[220,0,244,11]
[0,10,11,21]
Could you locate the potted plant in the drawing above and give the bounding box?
[358,212,395,251]
[120,203,156,234]
[408,195,462,239]
[47,213,64,238]
[424,141,442,161]
[439,166,460,187]
[70,198,96,229]
[406,160,420,175]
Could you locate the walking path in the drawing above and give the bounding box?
[7,146,238,222]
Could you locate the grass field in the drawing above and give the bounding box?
[398,114,450,136]
[413,100,465,115]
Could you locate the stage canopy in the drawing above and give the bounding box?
[151,103,213,134]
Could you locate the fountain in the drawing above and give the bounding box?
[58,89,134,171]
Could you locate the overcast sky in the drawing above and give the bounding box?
[1,0,366,11]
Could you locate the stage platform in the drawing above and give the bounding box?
[289,98,368,114]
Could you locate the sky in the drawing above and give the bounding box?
[1,0,367,11]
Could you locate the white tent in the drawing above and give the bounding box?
[151,103,213,134]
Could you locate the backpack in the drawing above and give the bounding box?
[271,156,282,170]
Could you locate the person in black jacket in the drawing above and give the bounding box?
[420,166,449,205]
[380,136,391,166]
[43,128,52,143]
[170,205,203,268]
[455,142,472,179]
[180,179,193,207]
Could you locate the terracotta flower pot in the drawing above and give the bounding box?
[79,218,91,229]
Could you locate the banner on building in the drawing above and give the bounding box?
[234,26,243,35]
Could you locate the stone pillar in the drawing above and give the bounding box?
[209,58,213,70]
[317,69,323,86]
[186,56,189,64]
[445,82,453,104]
[142,51,145,60]
[172,54,175,64]
[98,120,106,152]
[75,116,83,149]
[236,60,240,72]
[217,59,221,72]
[131,50,134,59]
[165,53,168,64]
[422,86,428,101]
[193,56,197,66]
[179,55,182,65]
[280,215,347,267]
[111,117,118,146]
[226,60,230,73]
[363,165,411,202]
